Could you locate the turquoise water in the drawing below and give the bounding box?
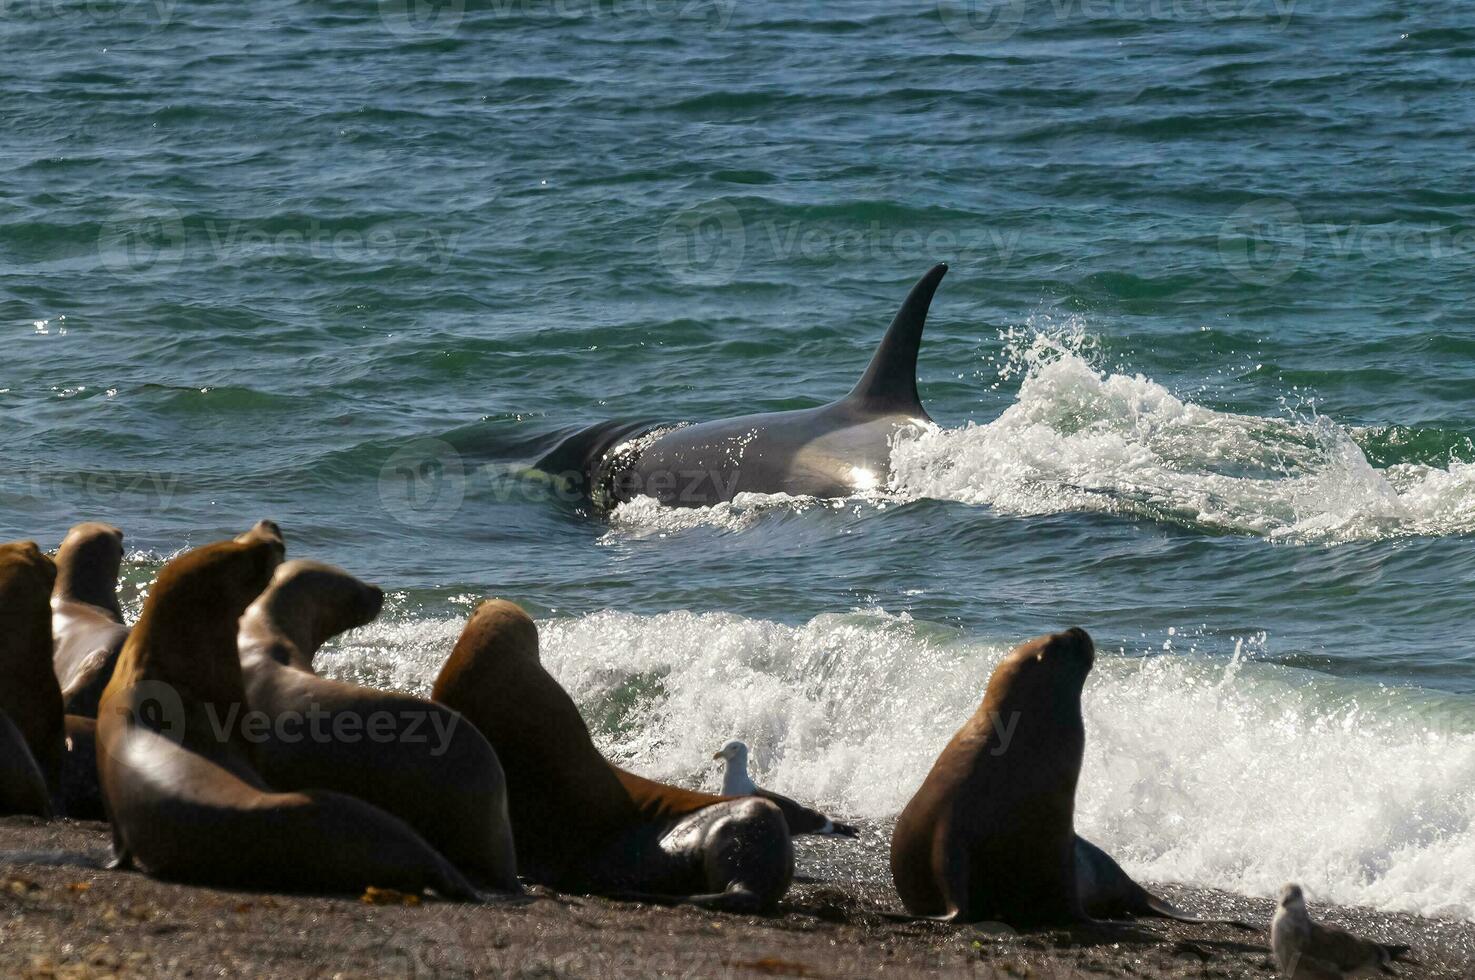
[5,1,1475,918]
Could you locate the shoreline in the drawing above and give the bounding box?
[3,818,1470,978]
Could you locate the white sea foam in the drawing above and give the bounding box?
[889,329,1475,544]
[324,608,1475,921]
[601,492,835,539]
[600,490,905,541]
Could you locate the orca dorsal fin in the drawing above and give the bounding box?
[843,263,947,417]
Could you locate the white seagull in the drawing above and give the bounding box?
[712,739,858,838]
[1271,883,1412,979]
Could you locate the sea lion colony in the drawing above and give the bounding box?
[1,521,1407,974]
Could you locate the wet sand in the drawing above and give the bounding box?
[2,817,1470,979]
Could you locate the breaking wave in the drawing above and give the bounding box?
[326,607,1475,920]
[890,328,1475,544]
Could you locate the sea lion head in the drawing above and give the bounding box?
[435,601,543,725]
[173,521,286,618]
[1278,882,1306,911]
[987,627,1095,710]
[250,559,385,664]
[54,522,125,616]
[0,540,57,592]
[112,522,285,705]
[448,599,542,675]
[235,519,285,551]
[0,541,59,654]
[434,600,591,777]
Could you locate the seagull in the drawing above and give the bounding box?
[1271,883,1412,978]
[712,739,858,838]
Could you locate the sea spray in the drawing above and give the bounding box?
[885,325,1475,544]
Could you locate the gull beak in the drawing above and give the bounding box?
[711,750,723,760]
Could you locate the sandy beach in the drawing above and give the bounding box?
[3,817,1470,979]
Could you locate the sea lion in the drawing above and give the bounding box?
[51,522,130,718]
[50,522,129,819]
[237,559,519,891]
[537,264,948,509]
[891,628,1095,926]
[96,522,476,898]
[891,628,1244,929]
[433,600,793,912]
[0,540,64,817]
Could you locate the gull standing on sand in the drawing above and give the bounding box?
[712,740,859,838]
[1271,883,1412,978]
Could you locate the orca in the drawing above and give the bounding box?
[538,263,947,510]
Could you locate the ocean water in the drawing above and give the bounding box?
[4,0,1475,921]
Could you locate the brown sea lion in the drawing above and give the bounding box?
[432,600,794,912]
[51,522,130,718]
[890,628,1095,926]
[237,559,519,891]
[96,522,476,898]
[50,522,129,819]
[891,628,1248,929]
[0,541,64,817]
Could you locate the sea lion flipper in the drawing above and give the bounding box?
[875,908,967,925]
[106,843,134,871]
[426,874,478,903]
[1143,894,1205,922]
[1142,894,1256,931]
[470,887,537,907]
[0,712,54,818]
[608,886,769,915]
[105,819,133,871]
[933,819,973,922]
